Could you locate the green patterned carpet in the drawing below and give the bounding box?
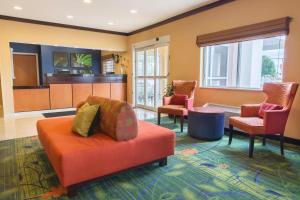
[1,117,300,200]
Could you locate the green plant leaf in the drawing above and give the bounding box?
[159,192,177,200]
[197,184,220,193]
[0,188,18,199]
[172,163,186,170]
[95,189,106,199]
[119,182,136,190]
[213,179,228,191]
[165,170,183,176]
[182,188,198,200]
[238,170,250,177]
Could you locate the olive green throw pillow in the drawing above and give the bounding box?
[72,102,100,137]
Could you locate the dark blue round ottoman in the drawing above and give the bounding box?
[188,107,225,140]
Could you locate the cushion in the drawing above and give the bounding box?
[229,116,265,134]
[170,94,188,105]
[80,96,138,141]
[72,103,100,137]
[158,105,188,116]
[258,103,283,118]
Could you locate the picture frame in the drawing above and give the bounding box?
[53,52,69,68]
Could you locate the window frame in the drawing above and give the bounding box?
[200,35,286,91]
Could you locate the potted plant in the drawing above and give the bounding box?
[163,83,174,97]
[114,54,127,74]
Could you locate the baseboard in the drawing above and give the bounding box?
[224,128,300,146]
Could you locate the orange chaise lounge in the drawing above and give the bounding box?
[37,96,175,196]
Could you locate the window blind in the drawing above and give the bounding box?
[196,17,291,47]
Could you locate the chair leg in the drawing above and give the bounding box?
[174,115,176,124]
[157,112,161,125]
[228,125,233,145]
[249,136,255,158]
[280,134,284,156]
[262,135,266,146]
[180,116,184,132]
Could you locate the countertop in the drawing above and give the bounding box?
[13,85,50,90]
[46,74,127,84]
[13,74,127,89]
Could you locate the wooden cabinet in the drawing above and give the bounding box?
[14,88,50,112]
[111,83,126,101]
[50,84,72,109]
[72,83,93,107]
[92,83,111,98]
[13,81,127,112]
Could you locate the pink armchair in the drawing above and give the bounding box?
[157,80,197,132]
[229,82,299,158]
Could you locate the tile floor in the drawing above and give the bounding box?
[0,108,157,141]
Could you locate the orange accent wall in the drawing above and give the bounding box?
[127,0,300,139]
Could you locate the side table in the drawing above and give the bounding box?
[188,107,225,140]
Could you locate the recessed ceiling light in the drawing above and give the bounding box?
[67,15,74,19]
[83,0,92,4]
[130,9,138,14]
[13,6,23,10]
[107,22,114,25]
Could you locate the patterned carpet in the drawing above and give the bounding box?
[1,117,300,200]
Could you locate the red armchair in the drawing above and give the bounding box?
[229,82,299,158]
[157,80,197,132]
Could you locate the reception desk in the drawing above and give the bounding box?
[13,74,127,112]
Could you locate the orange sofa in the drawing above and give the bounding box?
[37,97,175,196]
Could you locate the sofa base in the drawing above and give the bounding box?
[67,157,168,197]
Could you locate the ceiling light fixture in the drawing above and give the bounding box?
[107,22,114,25]
[13,6,23,10]
[83,0,92,4]
[130,9,138,14]
[66,15,74,19]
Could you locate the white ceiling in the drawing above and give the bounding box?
[0,0,219,33]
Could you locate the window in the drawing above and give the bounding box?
[102,58,115,73]
[135,45,169,110]
[202,36,286,89]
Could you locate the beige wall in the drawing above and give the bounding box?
[127,0,300,139]
[0,20,127,116]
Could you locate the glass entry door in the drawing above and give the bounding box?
[135,45,169,110]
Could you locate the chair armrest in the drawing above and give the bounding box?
[185,98,194,110]
[264,109,289,134]
[163,96,173,105]
[241,104,261,117]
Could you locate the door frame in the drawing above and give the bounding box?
[12,52,40,85]
[133,43,170,111]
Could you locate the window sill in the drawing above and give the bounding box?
[198,86,263,92]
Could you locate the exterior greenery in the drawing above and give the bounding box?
[261,55,276,78]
